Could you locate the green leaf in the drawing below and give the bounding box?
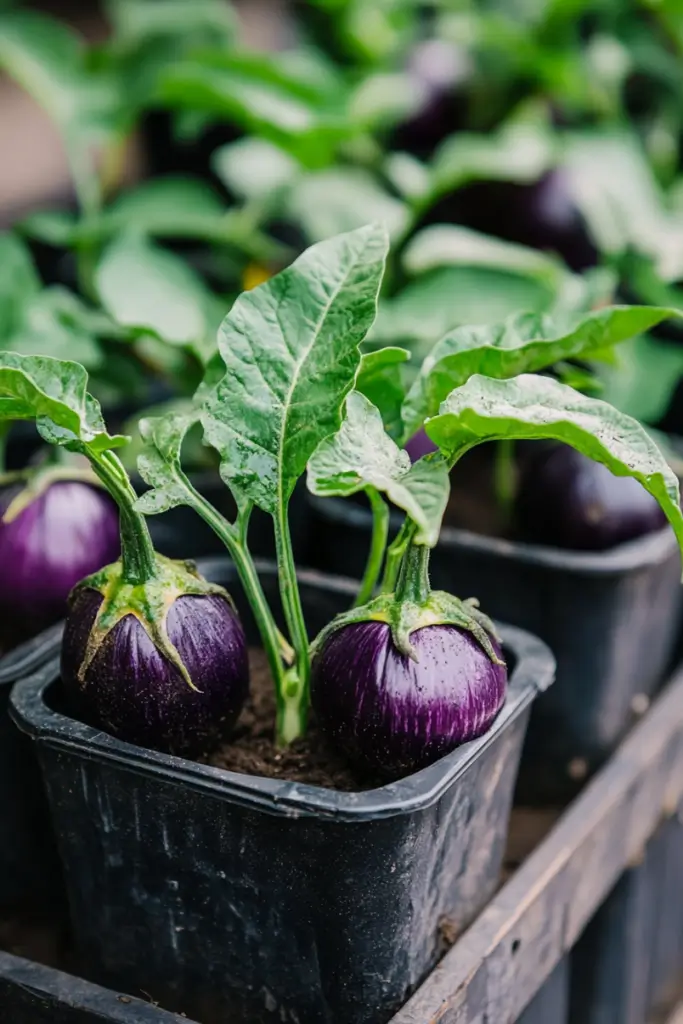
[107,0,236,49]
[402,225,567,288]
[0,351,124,451]
[156,51,351,167]
[135,413,198,514]
[429,119,555,200]
[286,167,409,243]
[212,138,300,201]
[308,391,448,546]
[95,234,219,350]
[0,232,40,341]
[371,267,554,349]
[7,287,106,368]
[426,373,683,553]
[402,305,683,440]
[201,224,389,513]
[355,346,410,440]
[600,333,683,425]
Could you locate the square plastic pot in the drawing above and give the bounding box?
[569,812,683,1024]
[9,558,554,1024]
[0,950,198,1024]
[517,958,569,1024]
[307,496,683,802]
[0,623,64,911]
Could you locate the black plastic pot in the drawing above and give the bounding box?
[0,624,64,911]
[569,811,683,1023]
[517,958,570,1024]
[0,950,198,1024]
[307,497,683,802]
[10,558,554,1024]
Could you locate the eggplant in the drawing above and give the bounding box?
[0,471,120,649]
[311,619,506,776]
[404,427,439,463]
[61,557,249,757]
[515,444,668,551]
[390,39,471,159]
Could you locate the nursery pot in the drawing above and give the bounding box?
[518,958,570,1024]
[9,558,554,1024]
[0,623,64,911]
[0,950,198,1024]
[306,497,683,802]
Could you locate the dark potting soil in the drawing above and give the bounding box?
[203,649,385,791]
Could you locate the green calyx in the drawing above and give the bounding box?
[1,463,102,525]
[310,588,504,665]
[73,554,235,693]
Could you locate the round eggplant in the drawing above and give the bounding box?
[515,444,667,550]
[311,620,507,777]
[0,475,120,648]
[404,427,439,463]
[61,570,249,757]
[391,39,472,158]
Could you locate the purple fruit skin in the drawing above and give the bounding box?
[516,445,667,551]
[0,480,120,648]
[404,428,439,464]
[311,621,507,777]
[61,589,249,757]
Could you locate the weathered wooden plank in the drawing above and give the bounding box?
[390,665,683,1024]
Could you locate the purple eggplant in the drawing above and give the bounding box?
[311,619,506,776]
[61,562,249,757]
[0,474,120,649]
[404,427,439,463]
[515,444,668,551]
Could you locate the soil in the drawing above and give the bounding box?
[203,649,385,792]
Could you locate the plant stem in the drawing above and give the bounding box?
[380,517,415,594]
[88,449,157,585]
[395,540,431,606]
[494,439,517,525]
[274,499,311,745]
[354,488,389,608]
[177,478,295,741]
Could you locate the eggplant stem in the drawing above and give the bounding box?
[88,449,157,586]
[494,438,517,524]
[273,499,310,744]
[395,540,431,607]
[379,517,415,594]
[353,487,389,608]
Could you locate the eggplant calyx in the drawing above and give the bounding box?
[310,591,503,666]
[1,464,103,525]
[72,555,235,693]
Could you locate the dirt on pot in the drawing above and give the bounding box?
[203,649,385,791]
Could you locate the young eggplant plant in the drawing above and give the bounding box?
[136,225,683,781]
[0,353,249,756]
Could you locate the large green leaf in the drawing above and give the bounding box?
[0,232,39,342]
[95,234,219,352]
[307,391,448,546]
[426,374,683,552]
[7,287,105,368]
[371,266,554,349]
[106,0,236,49]
[212,138,300,201]
[0,351,124,451]
[201,224,389,513]
[402,225,567,288]
[355,346,410,440]
[402,305,683,440]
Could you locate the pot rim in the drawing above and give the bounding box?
[8,561,554,823]
[308,495,680,577]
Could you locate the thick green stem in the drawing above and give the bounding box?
[380,517,416,594]
[274,499,311,745]
[354,488,389,608]
[395,540,431,606]
[494,438,517,524]
[88,450,157,585]
[177,478,294,741]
